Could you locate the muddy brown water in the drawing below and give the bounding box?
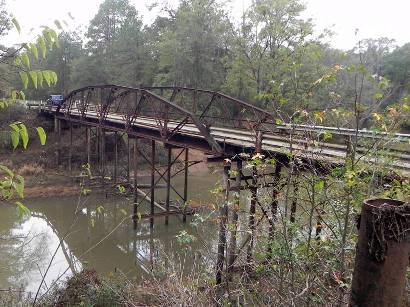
[0,171,223,294]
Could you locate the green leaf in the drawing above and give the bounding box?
[14,56,22,66]
[15,201,30,219]
[22,43,30,52]
[120,209,127,216]
[82,189,91,195]
[11,91,17,100]
[50,71,58,85]
[21,53,30,69]
[49,29,59,47]
[12,18,21,34]
[43,71,51,87]
[137,212,141,221]
[20,91,25,100]
[13,181,24,198]
[314,180,325,190]
[43,29,54,49]
[18,123,29,149]
[29,71,38,89]
[30,43,39,59]
[37,71,43,88]
[96,206,104,214]
[0,165,14,178]
[36,127,46,145]
[37,36,46,58]
[10,130,19,149]
[9,123,19,132]
[90,218,95,227]
[375,93,383,99]
[19,71,29,89]
[54,20,63,30]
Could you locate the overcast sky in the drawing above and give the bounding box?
[3,0,410,50]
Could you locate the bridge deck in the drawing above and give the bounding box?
[41,106,410,173]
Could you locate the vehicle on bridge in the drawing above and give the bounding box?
[46,94,64,106]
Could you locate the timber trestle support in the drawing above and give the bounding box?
[53,116,197,228]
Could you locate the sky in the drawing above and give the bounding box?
[3,0,410,50]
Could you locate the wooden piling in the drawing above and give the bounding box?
[127,136,131,184]
[133,138,138,228]
[267,163,282,258]
[100,128,105,180]
[114,131,118,183]
[86,127,91,167]
[247,186,257,264]
[150,140,155,228]
[165,147,171,225]
[216,161,230,285]
[68,122,73,172]
[290,178,298,223]
[55,118,61,167]
[183,148,189,223]
[227,160,242,270]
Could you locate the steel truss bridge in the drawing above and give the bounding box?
[38,84,409,227]
[39,84,409,172]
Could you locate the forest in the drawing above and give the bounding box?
[0,0,409,306]
[1,0,409,128]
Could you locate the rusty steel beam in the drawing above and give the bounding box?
[349,198,410,307]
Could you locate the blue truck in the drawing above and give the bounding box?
[46,95,64,106]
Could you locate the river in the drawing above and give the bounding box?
[0,171,223,295]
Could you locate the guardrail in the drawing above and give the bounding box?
[274,123,410,141]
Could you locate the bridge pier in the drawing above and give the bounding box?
[132,138,138,229]
[246,180,257,264]
[55,117,61,168]
[99,128,105,181]
[68,122,73,172]
[86,126,91,167]
[266,162,282,259]
[114,132,118,183]
[165,146,171,225]
[127,137,131,184]
[150,140,156,228]
[290,176,299,223]
[227,159,242,274]
[216,160,230,285]
[183,147,189,223]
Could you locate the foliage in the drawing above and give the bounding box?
[154,0,231,89]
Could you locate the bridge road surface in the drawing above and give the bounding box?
[40,105,410,175]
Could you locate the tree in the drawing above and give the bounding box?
[72,0,142,87]
[154,0,231,89]
[381,43,410,103]
[86,0,138,55]
[0,0,11,37]
[224,0,320,113]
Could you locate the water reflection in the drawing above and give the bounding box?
[0,172,220,293]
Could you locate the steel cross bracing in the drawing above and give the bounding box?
[38,84,410,173]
